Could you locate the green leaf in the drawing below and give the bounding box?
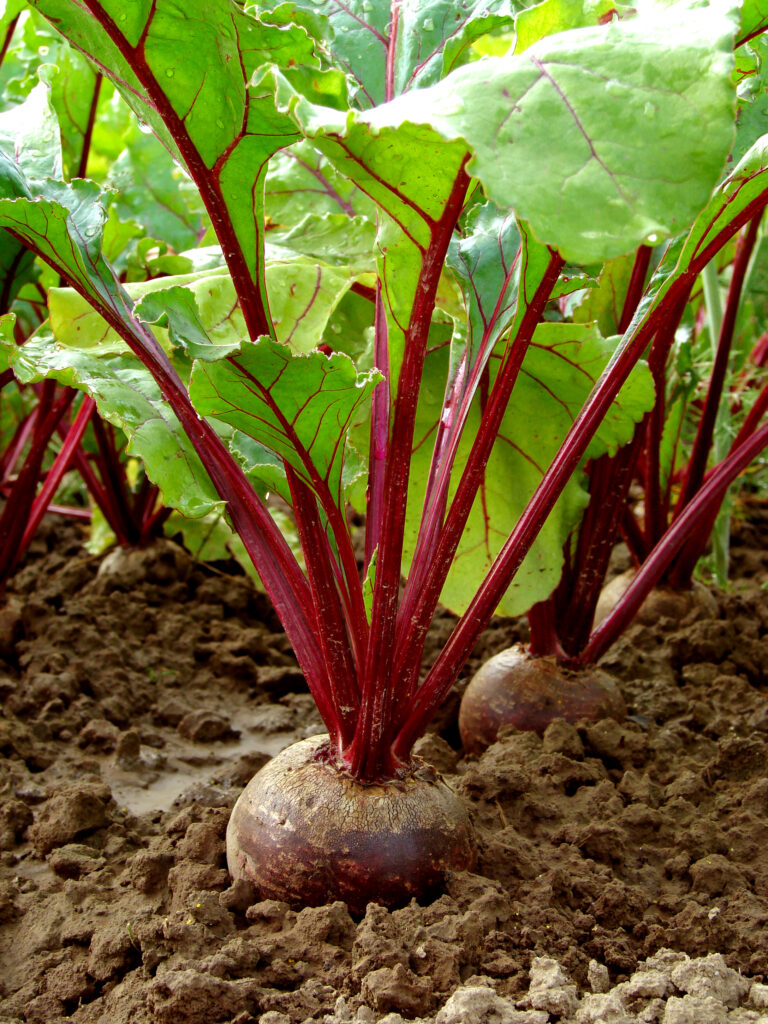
[0,0,24,24]
[639,132,768,324]
[733,87,768,168]
[404,321,653,615]
[735,233,768,358]
[513,0,624,53]
[106,124,207,253]
[46,268,239,359]
[50,237,365,358]
[5,326,222,518]
[0,75,62,180]
[738,0,768,43]
[267,213,376,272]
[0,168,156,371]
[264,240,364,353]
[447,204,553,364]
[134,284,242,363]
[189,338,380,507]
[28,0,318,309]
[572,251,636,336]
[224,429,296,505]
[164,508,275,584]
[0,231,38,315]
[368,0,737,263]
[434,211,558,495]
[39,42,102,179]
[265,0,520,106]
[271,68,469,384]
[265,140,375,224]
[0,309,15,361]
[321,288,376,368]
[0,313,32,454]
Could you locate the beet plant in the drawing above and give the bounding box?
[459,194,768,751]
[0,0,766,910]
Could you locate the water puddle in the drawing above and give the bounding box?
[105,711,299,817]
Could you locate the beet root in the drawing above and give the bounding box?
[594,569,718,628]
[459,644,625,755]
[226,734,477,914]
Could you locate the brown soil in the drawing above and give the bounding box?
[0,505,767,1024]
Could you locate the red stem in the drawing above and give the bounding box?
[80,1,272,341]
[620,504,647,564]
[139,505,171,543]
[21,235,332,723]
[670,377,768,585]
[75,73,103,180]
[141,350,338,730]
[618,245,652,334]
[365,285,390,571]
[402,242,524,615]
[674,216,761,518]
[637,290,692,551]
[1,412,35,482]
[552,436,644,658]
[391,251,565,716]
[287,469,359,750]
[0,382,74,585]
[732,379,768,449]
[386,2,400,102]
[527,598,562,658]
[20,396,96,550]
[642,362,669,549]
[348,162,471,779]
[391,186,768,757]
[578,419,768,665]
[541,243,655,658]
[44,502,91,520]
[0,15,19,65]
[391,294,669,761]
[227,353,368,656]
[65,443,132,546]
[90,413,141,544]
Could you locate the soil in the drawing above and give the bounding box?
[0,504,767,1024]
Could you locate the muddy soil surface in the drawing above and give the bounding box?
[0,508,767,1024]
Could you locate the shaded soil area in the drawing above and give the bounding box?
[0,505,767,1024]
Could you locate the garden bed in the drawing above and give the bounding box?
[0,507,767,1024]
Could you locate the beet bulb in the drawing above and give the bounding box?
[226,734,477,915]
[459,643,625,755]
[594,569,718,627]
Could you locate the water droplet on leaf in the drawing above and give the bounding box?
[645,232,659,245]
[216,118,225,129]
[165,68,175,78]
[423,17,434,30]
